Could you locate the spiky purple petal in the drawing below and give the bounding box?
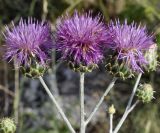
[3,18,53,67]
[107,20,154,72]
[55,11,109,66]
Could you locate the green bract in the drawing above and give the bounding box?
[136,84,155,103]
[0,118,16,133]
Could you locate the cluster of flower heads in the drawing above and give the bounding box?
[3,11,157,78]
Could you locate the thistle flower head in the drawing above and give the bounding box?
[55,11,109,72]
[3,18,53,68]
[107,20,154,73]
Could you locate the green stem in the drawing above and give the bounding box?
[13,65,20,123]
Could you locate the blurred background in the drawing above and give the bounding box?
[0,0,160,133]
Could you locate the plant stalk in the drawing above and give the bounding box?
[113,73,142,133]
[109,114,113,133]
[39,76,76,133]
[13,64,20,123]
[113,101,139,133]
[80,73,85,133]
[86,77,117,125]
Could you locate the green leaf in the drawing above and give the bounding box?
[156,34,160,47]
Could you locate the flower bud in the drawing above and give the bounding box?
[144,44,158,72]
[108,104,116,114]
[136,84,155,103]
[0,118,16,133]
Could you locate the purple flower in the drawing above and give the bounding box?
[107,20,154,72]
[55,11,108,66]
[3,18,53,67]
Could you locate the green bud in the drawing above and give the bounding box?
[0,118,16,133]
[136,84,155,103]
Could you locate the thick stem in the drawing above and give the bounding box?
[113,101,139,133]
[85,77,117,125]
[39,76,75,133]
[80,73,85,133]
[109,114,113,133]
[4,62,9,114]
[13,65,19,123]
[13,57,20,124]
